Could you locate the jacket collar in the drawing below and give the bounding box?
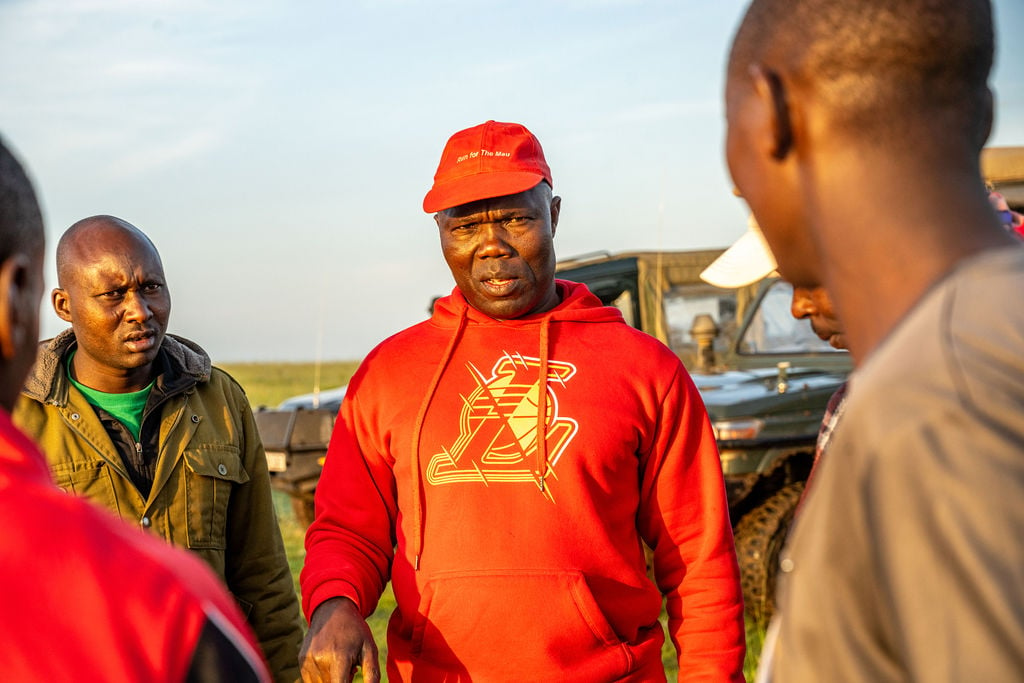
[21,329,212,406]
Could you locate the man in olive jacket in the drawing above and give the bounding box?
[14,215,304,683]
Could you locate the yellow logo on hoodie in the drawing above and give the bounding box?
[426,352,578,497]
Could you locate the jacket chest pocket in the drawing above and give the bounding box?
[51,461,115,502]
[181,446,249,549]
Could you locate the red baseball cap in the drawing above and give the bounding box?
[422,120,552,213]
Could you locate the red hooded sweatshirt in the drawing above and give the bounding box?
[302,280,745,681]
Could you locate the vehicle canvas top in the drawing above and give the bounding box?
[982,145,1024,209]
[556,249,752,369]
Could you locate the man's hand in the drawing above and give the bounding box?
[299,597,380,683]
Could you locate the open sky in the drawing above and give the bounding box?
[2,0,1022,363]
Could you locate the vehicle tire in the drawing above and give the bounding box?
[291,495,316,529]
[734,481,804,628]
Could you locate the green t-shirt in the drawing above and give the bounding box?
[67,353,154,441]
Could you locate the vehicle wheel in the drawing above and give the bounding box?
[291,495,316,529]
[734,481,804,628]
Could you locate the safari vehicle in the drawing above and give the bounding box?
[555,250,851,625]
[254,387,345,527]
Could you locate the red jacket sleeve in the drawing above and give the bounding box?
[637,363,746,682]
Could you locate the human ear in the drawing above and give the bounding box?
[751,65,794,160]
[549,196,561,237]
[0,256,33,361]
[52,287,73,323]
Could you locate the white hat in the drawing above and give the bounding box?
[700,215,778,288]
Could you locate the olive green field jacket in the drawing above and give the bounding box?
[14,330,303,683]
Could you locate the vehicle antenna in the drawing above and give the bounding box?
[312,279,327,409]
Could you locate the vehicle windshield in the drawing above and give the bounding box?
[737,280,843,355]
[663,282,738,357]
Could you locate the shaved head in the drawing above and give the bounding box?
[52,216,170,392]
[724,0,1009,360]
[729,0,994,151]
[56,216,161,289]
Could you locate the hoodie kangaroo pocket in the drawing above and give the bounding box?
[410,569,633,680]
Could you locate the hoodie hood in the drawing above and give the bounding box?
[430,279,624,328]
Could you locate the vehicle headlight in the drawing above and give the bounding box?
[265,450,288,473]
[712,418,765,441]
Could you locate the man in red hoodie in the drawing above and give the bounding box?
[300,121,745,682]
[0,136,272,681]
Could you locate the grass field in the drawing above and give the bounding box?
[219,360,361,411]
[230,361,763,682]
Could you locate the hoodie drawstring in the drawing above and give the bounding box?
[409,307,466,570]
[535,318,550,492]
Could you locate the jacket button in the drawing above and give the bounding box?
[217,464,228,476]
[70,413,80,421]
[191,415,200,423]
[141,516,151,528]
